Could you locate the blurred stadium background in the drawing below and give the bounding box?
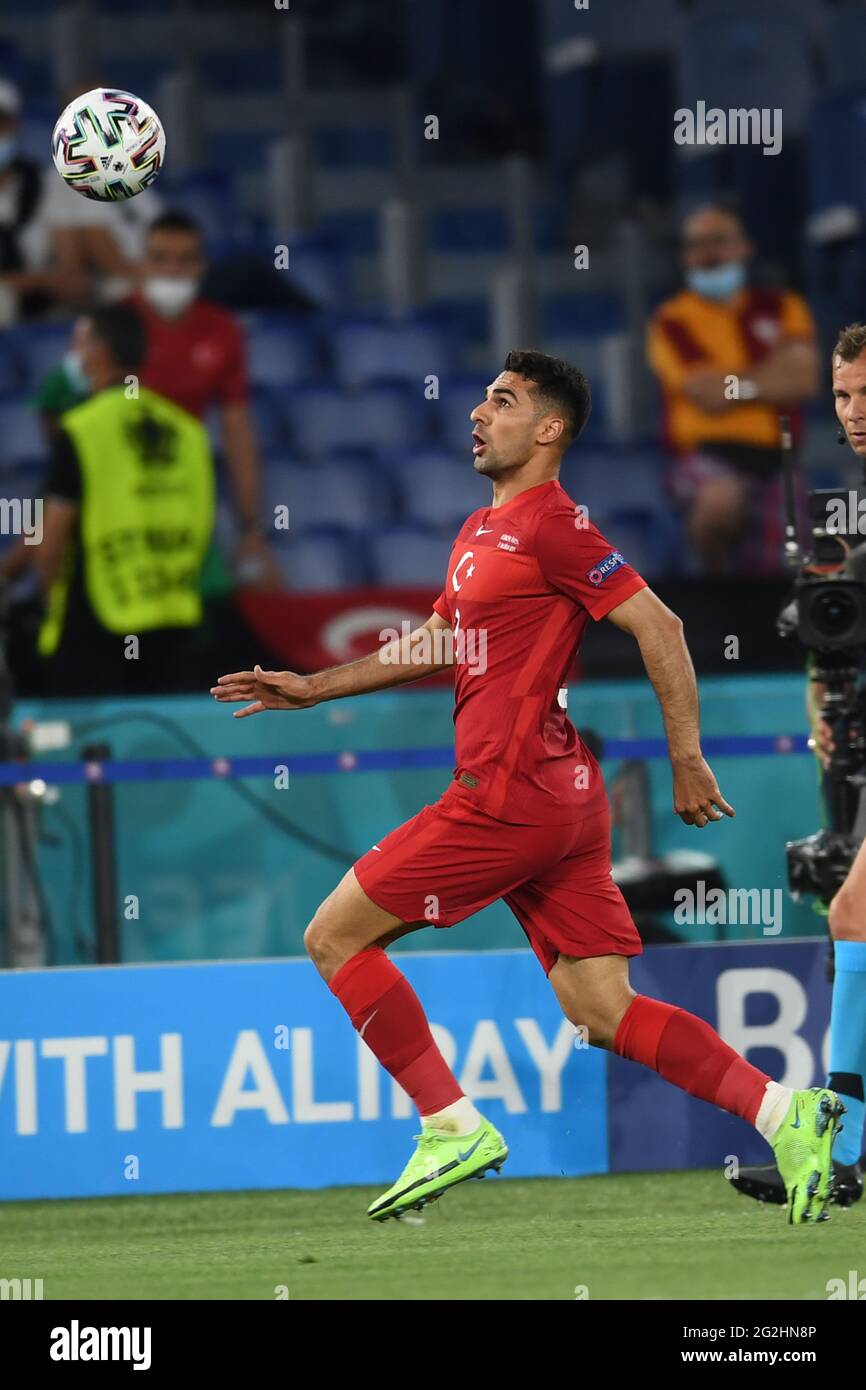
[0,0,862,1294]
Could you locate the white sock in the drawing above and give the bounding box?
[754,1080,794,1141]
[422,1096,483,1137]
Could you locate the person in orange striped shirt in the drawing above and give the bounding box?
[647,206,819,573]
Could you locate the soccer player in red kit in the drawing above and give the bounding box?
[212,350,843,1225]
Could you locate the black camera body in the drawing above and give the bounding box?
[779,488,866,909]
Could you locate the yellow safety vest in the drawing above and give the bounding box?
[38,385,215,656]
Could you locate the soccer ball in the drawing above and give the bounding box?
[51,87,165,201]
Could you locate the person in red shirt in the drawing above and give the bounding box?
[212,349,842,1227]
[131,210,281,588]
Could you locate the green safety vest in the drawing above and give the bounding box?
[38,385,215,657]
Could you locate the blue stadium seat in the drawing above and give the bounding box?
[541,0,681,59]
[317,210,379,255]
[243,315,322,388]
[808,87,866,222]
[281,235,353,311]
[0,400,47,468]
[313,125,395,170]
[330,316,458,389]
[677,2,813,136]
[570,448,667,523]
[595,514,665,580]
[158,172,248,250]
[391,453,488,529]
[273,531,365,591]
[15,323,74,392]
[262,459,385,534]
[0,337,23,395]
[540,295,625,339]
[823,5,866,91]
[367,525,452,588]
[287,383,429,456]
[246,388,292,456]
[433,376,486,453]
[202,50,283,94]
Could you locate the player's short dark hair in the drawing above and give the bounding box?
[503,348,592,445]
[834,324,866,365]
[147,209,202,241]
[88,303,147,373]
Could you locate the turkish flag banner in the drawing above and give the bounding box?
[234,587,455,686]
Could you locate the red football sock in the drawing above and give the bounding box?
[329,947,463,1115]
[613,994,769,1124]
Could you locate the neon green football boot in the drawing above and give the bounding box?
[367,1116,508,1222]
[770,1087,846,1225]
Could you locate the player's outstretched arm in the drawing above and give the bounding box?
[605,587,735,828]
[210,611,453,718]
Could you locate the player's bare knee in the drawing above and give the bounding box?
[828,888,866,942]
[303,908,344,979]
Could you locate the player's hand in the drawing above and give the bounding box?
[210,665,318,717]
[672,755,735,827]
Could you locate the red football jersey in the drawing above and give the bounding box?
[432,478,647,825]
[128,293,249,419]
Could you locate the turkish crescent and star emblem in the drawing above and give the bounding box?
[451,551,476,592]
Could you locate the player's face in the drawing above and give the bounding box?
[833,352,866,456]
[681,211,749,269]
[469,372,545,474]
[142,230,204,281]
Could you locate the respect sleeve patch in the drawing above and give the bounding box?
[586,550,626,586]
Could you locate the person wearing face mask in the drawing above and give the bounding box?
[127,210,281,589]
[646,205,819,574]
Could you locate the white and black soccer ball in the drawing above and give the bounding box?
[51,87,165,201]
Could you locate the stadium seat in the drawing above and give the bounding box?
[330,315,458,388]
[286,383,429,456]
[317,210,380,255]
[807,87,866,224]
[313,125,396,170]
[273,530,366,591]
[0,337,23,395]
[15,324,74,392]
[243,315,322,388]
[245,388,292,456]
[367,525,452,587]
[541,0,681,60]
[676,1,814,136]
[390,453,487,529]
[823,5,866,91]
[0,400,47,468]
[262,459,385,533]
[570,448,667,522]
[280,235,353,312]
[597,513,665,579]
[433,376,486,453]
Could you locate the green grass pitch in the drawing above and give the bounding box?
[6,1171,863,1300]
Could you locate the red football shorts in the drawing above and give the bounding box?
[353,784,642,975]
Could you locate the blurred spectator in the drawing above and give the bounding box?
[647,205,819,573]
[33,304,215,697]
[0,80,159,321]
[0,79,86,319]
[129,211,281,588]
